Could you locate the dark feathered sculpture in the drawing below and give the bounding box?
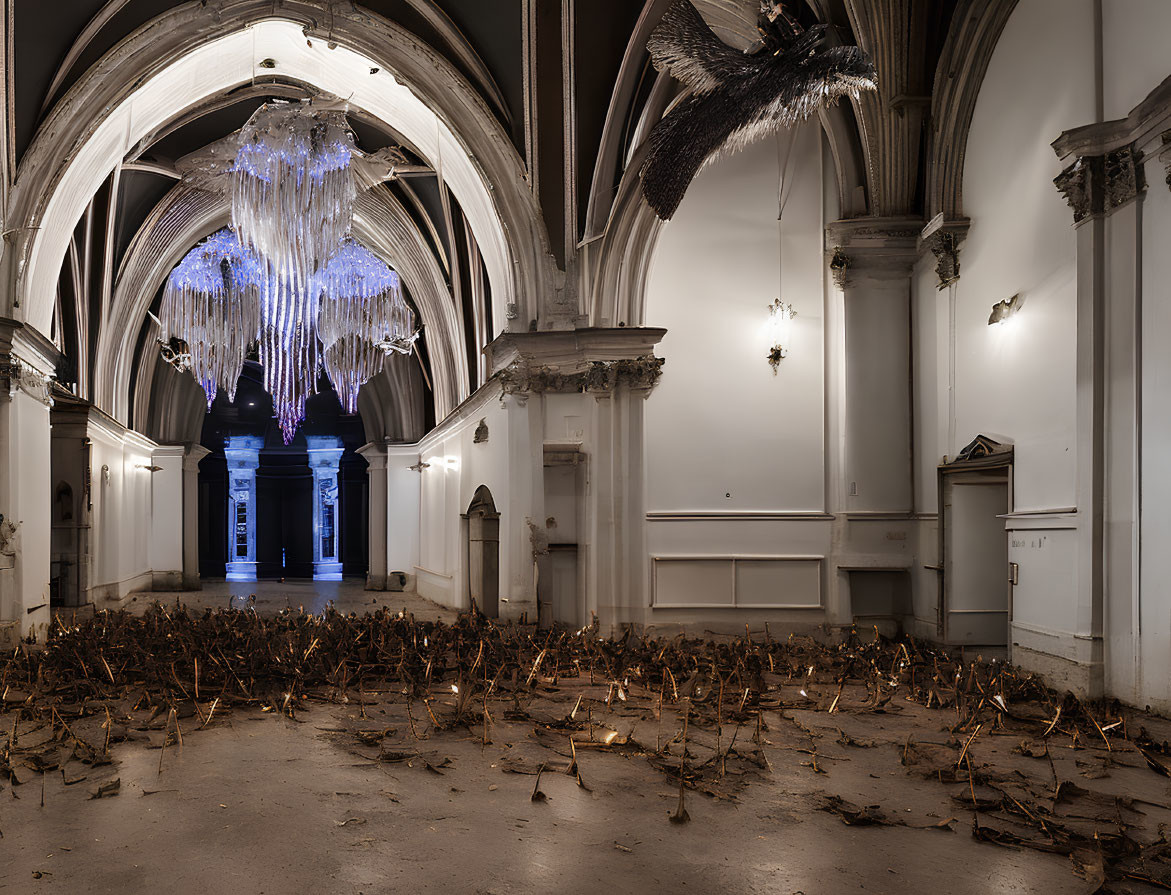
[641,1,877,220]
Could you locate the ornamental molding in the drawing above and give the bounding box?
[0,318,59,407]
[498,356,665,397]
[1053,143,1146,224]
[917,215,970,290]
[0,357,53,406]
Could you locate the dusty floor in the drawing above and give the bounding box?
[4,596,1171,894]
[93,578,459,622]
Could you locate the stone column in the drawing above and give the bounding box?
[356,442,388,590]
[149,445,185,590]
[0,319,59,642]
[182,443,211,589]
[307,436,345,581]
[224,436,262,581]
[385,445,422,591]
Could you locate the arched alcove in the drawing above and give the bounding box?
[464,485,500,618]
[3,6,555,346]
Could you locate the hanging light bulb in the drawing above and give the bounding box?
[316,239,417,413]
[159,228,263,406]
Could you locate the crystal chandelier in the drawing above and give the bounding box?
[316,239,417,413]
[158,228,263,406]
[231,104,356,289]
[162,98,419,443]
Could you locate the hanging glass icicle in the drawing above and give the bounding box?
[258,266,322,444]
[231,102,356,290]
[159,228,263,407]
[316,239,417,413]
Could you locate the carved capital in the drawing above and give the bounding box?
[829,248,851,289]
[922,230,960,287]
[1054,143,1145,224]
[1104,144,1145,209]
[0,357,53,406]
[499,356,665,397]
[1159,132,1171,190]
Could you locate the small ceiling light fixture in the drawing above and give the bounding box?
[767,298,796,373]
[988,293,1024,326]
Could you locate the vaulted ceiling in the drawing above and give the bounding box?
[1,0,999,444]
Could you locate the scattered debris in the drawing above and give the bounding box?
[2,607,1171,888]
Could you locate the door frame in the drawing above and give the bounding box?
[937,449,1014,649]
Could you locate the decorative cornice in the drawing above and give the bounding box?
[1054,143,1146,224]
[499,356,665,397]
[0,318,59,406]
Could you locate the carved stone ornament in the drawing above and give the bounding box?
[1054,156,1099,223]
[829,248,851,289]
[1103,144,1145,210]
[499,356,666,397]
[924,230,961,288]
[473,418,489,443]
[1054,144,1145,224]
[0,357,54,406]
[1160,131,1171,190]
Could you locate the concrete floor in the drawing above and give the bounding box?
[3,699,1091,895]
[13,587,1169,894]
[89,578,459,623]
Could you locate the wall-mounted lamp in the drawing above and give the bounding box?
[988,293,1024,326]
[767,298,796,373]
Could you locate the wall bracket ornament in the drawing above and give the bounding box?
[498,356,665,397]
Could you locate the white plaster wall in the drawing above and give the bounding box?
[414,395,515,611]
[644,123,827,514]
[950,0,1095,514]
[1101,0,1171,120]
[149,447,184,575]
[88,425,156,597]
[1138,154,1171,712]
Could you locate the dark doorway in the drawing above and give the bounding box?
[197,362,369,581]
[466,485,500,618]
[256,456,314,578]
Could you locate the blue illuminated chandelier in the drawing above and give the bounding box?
[161,100,416,442]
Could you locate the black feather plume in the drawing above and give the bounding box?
[640,1,877,221]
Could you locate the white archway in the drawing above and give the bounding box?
[2,5,554,342]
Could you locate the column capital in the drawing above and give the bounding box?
[1053,144,1146,225]
[355,442,388,469]
[182,443,211,471]
[825,217,923,285]
[0,317,59,406]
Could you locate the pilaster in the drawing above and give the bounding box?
[307,436,345,581]
[356,442,388,590]
[181,443,211,589]
[224,436,262,582]
[0,318,59,641]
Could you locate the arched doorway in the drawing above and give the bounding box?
[465,486,500,618]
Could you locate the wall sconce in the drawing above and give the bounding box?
[988,293,1024,326]
[767,298,796,373]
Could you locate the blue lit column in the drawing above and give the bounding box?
[307,436,345,581]
[224,436,262,581]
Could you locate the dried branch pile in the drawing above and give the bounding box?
[3,605,1171,890]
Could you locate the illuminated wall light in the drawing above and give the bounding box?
[988,293,1024,327]
[767,298,796,373]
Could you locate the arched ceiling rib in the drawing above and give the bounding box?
[5,7,554,341]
